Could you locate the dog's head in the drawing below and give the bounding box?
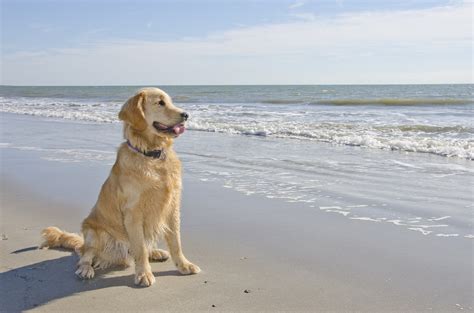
[119,87,188,138]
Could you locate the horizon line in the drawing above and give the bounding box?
[1,83,473,87]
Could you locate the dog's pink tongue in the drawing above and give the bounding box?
[173,124,185,135]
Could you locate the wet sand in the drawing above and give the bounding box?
[0,148,472,312]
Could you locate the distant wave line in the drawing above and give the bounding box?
[179,98,473,106]
[310,98,473,106]
[2,95,472,107]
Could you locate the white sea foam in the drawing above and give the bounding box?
[326,210,351,216]
[408,228,433,235]
[436,233,459,237]
[415,224,448,229]
[319,206,351,216]
[1,95,473,159]
[350,217,381,222]
[427,216,451,221]
[319,206,344,210]
[386,219,407,226]
[0,97,120,123]
[316,201,468,238]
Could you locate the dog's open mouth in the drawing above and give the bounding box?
[153,121,186,136]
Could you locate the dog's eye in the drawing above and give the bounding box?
[159,100,166,106]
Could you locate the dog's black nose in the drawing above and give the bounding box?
[181,112,189,121]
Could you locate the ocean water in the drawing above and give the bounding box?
[1,85,473,159]
[1,85,473,240]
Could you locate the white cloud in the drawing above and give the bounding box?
[2,2,472,85]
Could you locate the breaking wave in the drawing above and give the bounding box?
[309,98,473,106]
[186,121,474,159]
[1,95,472,159]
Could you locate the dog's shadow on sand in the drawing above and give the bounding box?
[0,247,182,312]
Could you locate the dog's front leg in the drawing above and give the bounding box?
[124,212,155,287]
[165,212,201,275]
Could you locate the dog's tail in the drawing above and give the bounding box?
[40,226,84,253]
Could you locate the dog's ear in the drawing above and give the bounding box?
[119,91,147,131]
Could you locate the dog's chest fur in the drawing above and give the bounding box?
[111,145,182,237]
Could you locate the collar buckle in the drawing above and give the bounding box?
[144,149,164,159]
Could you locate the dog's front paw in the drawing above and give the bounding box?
[134,271,155,287]
[177,261,201,275]
[75,264,95,279]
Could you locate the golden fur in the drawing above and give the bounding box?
[40,87,200,287]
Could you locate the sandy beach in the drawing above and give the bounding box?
[2,0,473,309]
[1,123,473,312]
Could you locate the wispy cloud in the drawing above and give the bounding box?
[289,1,305,9]
[290,12,316,21]
[3,2,472,85]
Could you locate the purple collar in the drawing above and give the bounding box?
[126,140,165,160]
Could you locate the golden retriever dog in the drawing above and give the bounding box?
[40,87,200,287]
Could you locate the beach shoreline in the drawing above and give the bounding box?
[1,144,472,312]
[1,86,473,311]
[2,0,473,309]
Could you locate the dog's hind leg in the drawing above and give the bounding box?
[149,248,170,262]
[75,229,97,279]
[75,248,96,279]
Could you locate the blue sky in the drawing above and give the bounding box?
[1,0,472,85]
